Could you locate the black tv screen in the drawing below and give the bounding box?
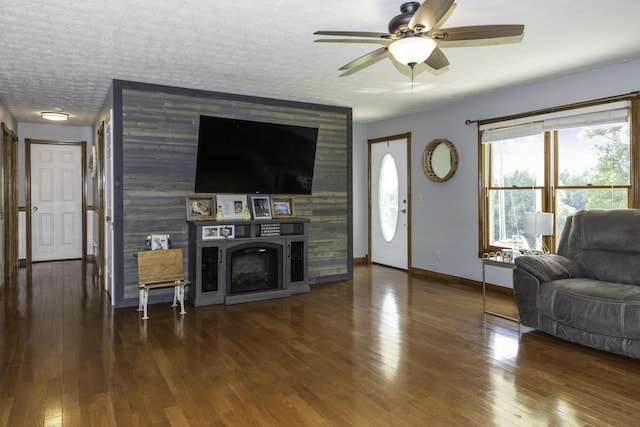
[194,115,319,195]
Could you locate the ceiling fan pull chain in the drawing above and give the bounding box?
[409,62,417,89]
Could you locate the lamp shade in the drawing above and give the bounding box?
[524,212,554,236]
[388,37,437,66]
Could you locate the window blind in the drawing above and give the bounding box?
[480,100,630,144]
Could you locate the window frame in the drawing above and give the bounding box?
[478,94,640,256]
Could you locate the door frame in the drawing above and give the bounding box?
[367,132,412,269]
[97,113,116,301]
[2,123,19,282]
[95,123,105,284]
[25,139,87,263]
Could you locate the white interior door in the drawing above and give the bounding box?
[31,144,82,261]
[104,112,115,302]
[371,138,408,269]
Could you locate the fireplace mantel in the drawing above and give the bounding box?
[187,218,309,305]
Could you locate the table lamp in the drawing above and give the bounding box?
[524,212,554,253]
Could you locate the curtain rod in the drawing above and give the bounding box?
[464,90,640,126]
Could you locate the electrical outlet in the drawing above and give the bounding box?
[436,250,441,260]
[416,193,423,202]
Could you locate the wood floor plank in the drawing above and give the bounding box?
[0,397,12,426]
[2,260,640,425]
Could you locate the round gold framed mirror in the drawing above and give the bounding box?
[422,139,458,182]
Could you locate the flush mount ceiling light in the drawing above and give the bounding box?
[388,37,437,69]
[41,111,69,121]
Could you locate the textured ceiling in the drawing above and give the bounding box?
[2,0,640,126]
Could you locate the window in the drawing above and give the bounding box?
[479,97,637,254]
[378,153,399,242]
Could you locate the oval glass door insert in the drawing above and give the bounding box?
[378,153,399,242]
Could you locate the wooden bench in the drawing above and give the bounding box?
[137,248,190,320]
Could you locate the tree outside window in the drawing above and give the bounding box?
[483,117,631,253]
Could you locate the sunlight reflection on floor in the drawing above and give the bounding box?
[378,291,401,381]
[488,327,524,424]
[491,333,520,361]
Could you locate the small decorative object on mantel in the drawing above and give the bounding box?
[242,206,252,220]
[422,139,458,182]
[216,206,224,221]
[219,226,233,238]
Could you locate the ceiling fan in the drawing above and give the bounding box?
[314,0,524,74]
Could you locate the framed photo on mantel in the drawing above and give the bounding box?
[186,195,214,220]
[251,196,272,219]
[202,224,235,240]
[216,194,248,220]
[271,196,295,218]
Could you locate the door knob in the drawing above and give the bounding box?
[33,206,38,211]
[400,209,407,213]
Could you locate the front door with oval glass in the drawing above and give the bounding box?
[371,138,408,270]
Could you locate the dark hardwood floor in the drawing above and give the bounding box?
[1,260,639,426]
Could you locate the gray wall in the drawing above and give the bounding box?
[111,81,352,305]
[357,58,640,288]
[352,123,368,259]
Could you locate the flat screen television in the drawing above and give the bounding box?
[194,115,319,195]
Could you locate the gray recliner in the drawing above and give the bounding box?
[513,209,640,358]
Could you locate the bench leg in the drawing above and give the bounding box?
[175,284,187,315]
[172,285,178,307]
[138,287,144,312]
[141,288,150,320]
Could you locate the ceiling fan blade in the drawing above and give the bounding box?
[432,25,525,41]
[339,46,389,71]
[408,0,455,33]
[314,30,392,39]
[424,47,449,70]
[315,38,391,45]
[431,2,456,30]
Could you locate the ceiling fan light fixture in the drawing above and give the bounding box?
[41,111,69,121]
[388,37,437,67]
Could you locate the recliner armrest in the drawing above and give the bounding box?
[514,254,582,283]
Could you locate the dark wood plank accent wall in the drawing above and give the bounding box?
[114,81,352,304]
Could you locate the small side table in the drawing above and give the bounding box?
[482,257,520,322]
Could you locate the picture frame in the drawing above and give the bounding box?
[216,194,249,220]
[186,195,214,220]
[150,234,169,250]
[251,196,272,219]
[202,224,235,240]
[271,196,295,218]
[89,145,97,178]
